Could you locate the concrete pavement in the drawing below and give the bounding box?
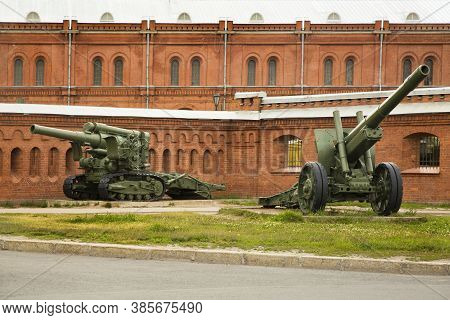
[1,251,449,300]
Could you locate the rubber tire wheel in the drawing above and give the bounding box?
[370,162,403,216]
[297,162,329,214]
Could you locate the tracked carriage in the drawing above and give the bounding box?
[30,122,225,201]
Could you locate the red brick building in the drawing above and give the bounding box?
[0,0,449,202]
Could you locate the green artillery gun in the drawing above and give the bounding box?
[30,122,225,201]
[259,65,429,215]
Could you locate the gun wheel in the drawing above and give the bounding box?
[297,162,328,214]
[370,162,403,216]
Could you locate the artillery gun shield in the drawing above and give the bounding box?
[297,162,329,213]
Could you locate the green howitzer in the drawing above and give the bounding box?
[260,65,430,215]
[30,122,225,201]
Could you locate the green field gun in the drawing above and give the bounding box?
[30,122,225,201]
[260,65,430,215]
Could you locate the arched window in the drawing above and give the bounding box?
[176,149,184,167]
[250,13,264,23]
[287,138,302,168]
[402,57,412,81]
[268,58,277,86]
[217,149,224,174]
[345,58,354,85]
[406,12,420,22]
[177,13,191,23]
[324,58,333,85]
[247,58,256,86]
[190,149,198,170]
[114,58,123,86]
[148,149,156,171]
[14,58,23,86]
[163,149,171,172]
[26,12,40,22]
[29,147,41,177]
[10,148,23,175]
[191,58,200,86]
[100,12,114,23]
[65,148,75,174]
[170,58,180,86]
[93,57,102,86]
[203,150,213,174]
[327,12,341,23]
[48,148,59,177]
[35,58,45,86]
[424,57,434,86]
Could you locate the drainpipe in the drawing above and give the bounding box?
[145,19,150,109]
[223,19,228,111]
[300,19,305,95]
[67,18,72,106]
[378,19,384,91]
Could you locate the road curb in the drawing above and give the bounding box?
[0,236,448,276]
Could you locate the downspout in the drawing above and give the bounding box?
[223,19,228,111]
[378,19,384,91]
[67,19,72,106]
[146,19,150,109]
[300,19,305,95]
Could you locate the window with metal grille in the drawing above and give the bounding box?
[35,58,45,86]
[324,58,333,85]
[93,57,102,86]
[345,58,354,85]
[191,58,200,86]
[114,58,123,86]
[268,58,277,85]
[402,57,412,81]
[419,135,440,167]
[424,57,433,86]
[247,59,256,86]
[287,138,302,167]
[14,58,23,86]
[170,59,179,86]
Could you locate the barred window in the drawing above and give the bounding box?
[420,135,440,167]
[287,138,302,168]
[247,59,256,86]
[345,58,354,85]
[268,58,277,86]
[114,58,123,86]
[424,57,433,86]
[170,59,179,86]
[191,58,200,86]
[402,57,412,81]
[324,58,333,85]
[93,57,102,86]
[14,58,23,86]
[35,58,45,86]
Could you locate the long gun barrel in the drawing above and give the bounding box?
[30,124,107,148]
[344,64,429,162]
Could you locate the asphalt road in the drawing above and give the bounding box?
[0,251,449,300]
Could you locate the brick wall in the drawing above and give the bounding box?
[0,112,448,202]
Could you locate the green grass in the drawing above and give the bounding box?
[0,209,449,261]
[329,201,450,210]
